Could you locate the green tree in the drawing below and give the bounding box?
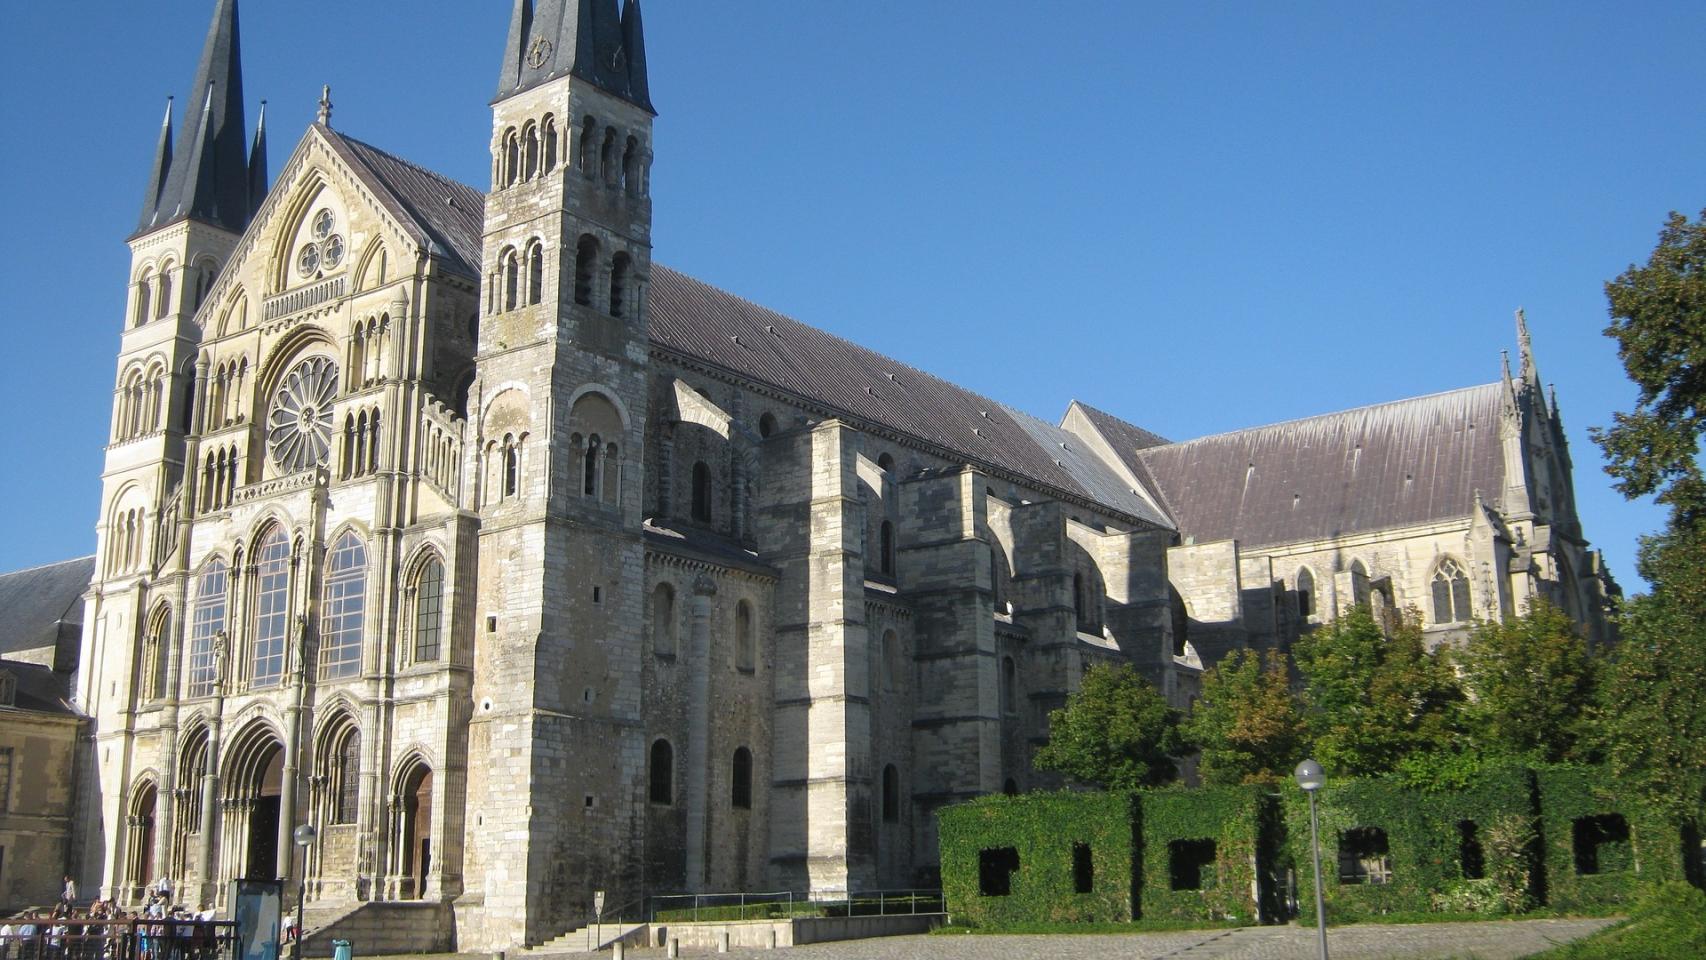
[1293,607,1464,778]
[1182,648,1304,786]
[1458,599,1600,764]
[1034,662,1185,789]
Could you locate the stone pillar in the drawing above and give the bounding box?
[684,575,717,890]
[197,685,225,907]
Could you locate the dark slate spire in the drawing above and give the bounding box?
[496,0,655,112]
[248,100,268,218]
[136,98,175,233]
[141,0,254,236]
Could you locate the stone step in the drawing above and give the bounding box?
[519,922,650,955]
[299,902,453,957]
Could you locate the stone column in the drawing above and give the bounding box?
[684,575,717,890]
[197,668,226,907]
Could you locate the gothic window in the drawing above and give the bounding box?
[367,411,381,475]
[759,412,777,438]
[731,748,753,810]
[1296,567,1315,619]
[735,600,755,672]
[879,521,896,577]
[156,263,173,319]
[413,557,444,663]
[143,608,172,701]
[336,730,361,824]
[319,532,368,681]
[574,235,597,307]
[1002,655,1018,716]
[691,461,713,523]
[186,560,228,698]
[542,115,558,172]
[609,252,630,318]
[1432,559,1472,624]
[502,129,519,187]
[502,434,522,499]
[1350,559,1371,605]
[652,583,677,657]
[134,273,152,327]
[649,739,673,805]
[600,127,618,184]
[882,764,900,823]
[502,247,519,311]
[250,527,291,687]
[526,242,544,306]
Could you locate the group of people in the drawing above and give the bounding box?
[0,880,220,960]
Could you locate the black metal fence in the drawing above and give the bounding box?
[0,919,237,960]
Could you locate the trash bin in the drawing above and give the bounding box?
[333,939,353,960]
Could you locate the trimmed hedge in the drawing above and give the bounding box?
[1139,785,1273,923]
[1535,765,1689,913]
[938,791,1138,926]
[1280,763,1537,921]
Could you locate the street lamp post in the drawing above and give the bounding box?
[292,824,317,960]
[1294,759,1329,960]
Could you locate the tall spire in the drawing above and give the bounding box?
[248,100,268,218]
[136,98,175,233]
[1515,308,1539,389]
[496,0,654,112]
[138,0,255,236]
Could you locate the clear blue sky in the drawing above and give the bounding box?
[2,1,1701,590]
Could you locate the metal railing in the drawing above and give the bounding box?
[0,919,238,960]
[647,889,943,924]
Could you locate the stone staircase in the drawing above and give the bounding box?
[516,922,651,956]
[299,901,454,957]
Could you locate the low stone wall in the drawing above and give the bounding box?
[651,914,943,950]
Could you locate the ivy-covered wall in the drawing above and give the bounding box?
[1279,764,1536,921]
[938,791,1138,926]
[1535,765,1688,913]
[1138,785,1273,923]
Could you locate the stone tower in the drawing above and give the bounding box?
[462,0,657,943]
[82,0,265,897]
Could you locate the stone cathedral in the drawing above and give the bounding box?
[54,0,1615,949]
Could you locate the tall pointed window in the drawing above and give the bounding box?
[156,265,173,320]
[879,521,896,577]
[334,728,361,824]
[731,747,753,810]
[502,248,519,311]
[526,242,544,306]
[691,461,713,523]
[143,609,172,701]
[649,739,674,805]
[542,115,559,172]
[1296,567,1315,619]
[319,532,368,681]
[583,435,601,498]
[735,600,755,672]
[1432,559,1472,624]
[250,528,291,687]
[609,252,630,318]
[574,235,597,307]
[134,274,152,328]
[186,560,228,698]
[413,557,444,663]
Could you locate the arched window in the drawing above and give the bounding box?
[691,461,713,523]
[649,739,674,805]
[1296,567,1315,619]
[881,764,900,823]
[652,583,677,657]
[1432,559,1472,624]
[574,235,597,307]
[156,265,173,320]
[609,251,631,318]
[503,436,521,498]
[319,532,368,681]
[186,560,228,698]
[622,136,640,194]
[579,116,598,172]
[134,274,152,327]
[735,600,755,672]
[877,453,895,475]
[1002,655,1018,716]
[731,747,753,810]
[320,720,362,825]
[250,527,291,687]
[600,127,618,184]
[879,521,896,576]
[758,412,778,438]
[413,557,444,663]
[1350,559,1371,605]
[542,115,558,172]
[502,247,519,311]
[583,435,601,497]
[526,242,544,306]
[143,609,172,701]
[522,122,540,181]
[502,129,519,187]
[880,629,898,691]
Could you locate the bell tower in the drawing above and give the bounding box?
[464,0,657,943]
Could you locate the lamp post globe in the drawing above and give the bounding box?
[1295,758,1329,960]
[1294,759,1324,792]
[291,824,316,960]
[294,824,317,847]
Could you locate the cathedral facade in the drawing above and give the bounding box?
[68,0,1613,949]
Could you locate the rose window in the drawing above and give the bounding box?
[297,209,346,278]
[267,356,340,473]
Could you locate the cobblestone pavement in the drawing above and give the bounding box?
[602,918,1615,960]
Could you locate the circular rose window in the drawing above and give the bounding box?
[267,356,340,473]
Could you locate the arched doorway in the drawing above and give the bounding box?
[126,781,159,899]
[223,723,286,883]
[395,761,433,899]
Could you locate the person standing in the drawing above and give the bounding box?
[60,878,77,909]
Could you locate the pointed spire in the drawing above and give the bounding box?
[248,100,268,217]
[137,98,175,233]
[496,0,653,112]
[317,85,334,127]
[139,0,254,237]
[1516,308,1539,387]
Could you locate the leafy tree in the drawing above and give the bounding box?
[1458,599,1600,764]
[1293,606,1464,778]
[1034,662,1185,789]
[1591,208,1706,530]
[1181,648,1304,786]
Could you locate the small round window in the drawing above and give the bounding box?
[321,235,345,270]
[297,244,321,278]
[312,209,336,240]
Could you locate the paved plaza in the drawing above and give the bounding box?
[575,918,1615,960]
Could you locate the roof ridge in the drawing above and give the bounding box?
[1070,399,1173,447]
[1149,382,1501,450]
[330,129,484,200]
[0,555,95,578]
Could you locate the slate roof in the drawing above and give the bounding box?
[322,129,487,278]
[1124,384,1508,549]
[0,556,94,659]
[0,658,79,717]
[325,135,1164,525]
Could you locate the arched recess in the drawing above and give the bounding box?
[571,391,625,506]
[220,718,286,883]
[171,721,212,880]
[142,603,174,701]
[390,754,435,900]
[405,549,447,665]
[355,240,391,293]
[266,174,331,295]
[125,777,160,894]
[1431,557,1472,625]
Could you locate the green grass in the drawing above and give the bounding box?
[1522,883,1706,959]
